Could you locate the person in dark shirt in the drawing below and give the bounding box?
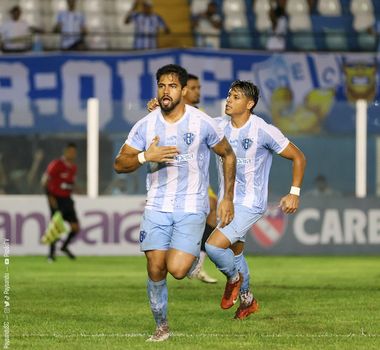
[41,142,80,261]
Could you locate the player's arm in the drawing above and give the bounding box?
[124,0,139,24]
[212,137,236,227]
[278,142,306,214]
[114,136,179,174]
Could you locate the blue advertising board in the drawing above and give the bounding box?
[0,49,379,134]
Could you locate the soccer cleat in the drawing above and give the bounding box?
[234,297,259,320]
[220,272,243,309]
[146,322,170,342]
[60,246,76,259]
[195,269,217,284]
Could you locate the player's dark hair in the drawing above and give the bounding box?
[65,142,77,149]
[156,64,188,88]
[230,80,259,113]
[187,73,199,81]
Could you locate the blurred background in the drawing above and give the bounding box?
[0,0,379,256]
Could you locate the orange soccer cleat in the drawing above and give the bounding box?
[234,297,259,320]
[220,273,243,309]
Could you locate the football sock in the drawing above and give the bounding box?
[61,231,76,250]
[49,240,57,258]
[205,243,238,279]
[234,253,250,293]
[147,278,168,326]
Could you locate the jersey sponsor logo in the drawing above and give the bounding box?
[241,138,253,150]
[174,153,194,162]
[236,158,254,165]
[250,203,287,247]
[183,132,195,145]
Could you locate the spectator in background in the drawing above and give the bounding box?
[192,1,222,49]
[0,149,45,194]
[53,0,86,50]
[41,143,80,261]
[265,1,288,51]
[305,174,342,197]
[0,5,42,53]
[125,0,170,50]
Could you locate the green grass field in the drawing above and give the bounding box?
[6,255,380,349]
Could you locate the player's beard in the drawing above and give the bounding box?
[159,95,181,113]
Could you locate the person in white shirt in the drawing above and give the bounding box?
[53,0,86,50]
[0,6,34,52]
[192,1,222,49]
[206,80,306,320]
[114,64,236,341]
[265,5,288,51]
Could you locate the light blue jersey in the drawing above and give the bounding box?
[56,10,85,49]
[130,13,167,49]
[125,105,224,214]
[217,114,289,214]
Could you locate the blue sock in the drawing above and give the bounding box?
[234,253,250,293]
[205,243,237,279]
[147,278,168,326]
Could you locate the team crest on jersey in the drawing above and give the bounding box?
[241,138,253,150]
[183,133,195,145]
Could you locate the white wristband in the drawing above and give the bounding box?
[290,186,300,196]
[137,152,146,164]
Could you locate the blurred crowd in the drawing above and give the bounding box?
[0,0,378,52]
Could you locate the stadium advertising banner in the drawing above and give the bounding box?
[1,196,379,256]
[0,49,379,135]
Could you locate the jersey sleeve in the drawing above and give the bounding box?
[56,11,63,24]
[125,120,147,151]
[157,15,166,29]
[46,160,61,177]
[205,117,224,148]
[261,123,290,154]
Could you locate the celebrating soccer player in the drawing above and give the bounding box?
[206,81,306,319]
[114,64,236,341]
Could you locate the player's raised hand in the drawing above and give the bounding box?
[279,194,299,214]
[145,136,179,163]
[217,198,234,228]
[147,98,159,112]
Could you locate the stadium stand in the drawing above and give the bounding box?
[0,0,379,51]
[222,0,251,49]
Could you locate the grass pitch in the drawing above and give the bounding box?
[7,255,380,349]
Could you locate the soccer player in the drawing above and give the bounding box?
[41,142,80,261]
[205,80,306,319]
[147,73,218,283]
[114,64,236,341]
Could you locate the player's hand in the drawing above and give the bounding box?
[217,198,234,228]
[145,136,179,163]
[279,194,299,214]
[147,98,159,112]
